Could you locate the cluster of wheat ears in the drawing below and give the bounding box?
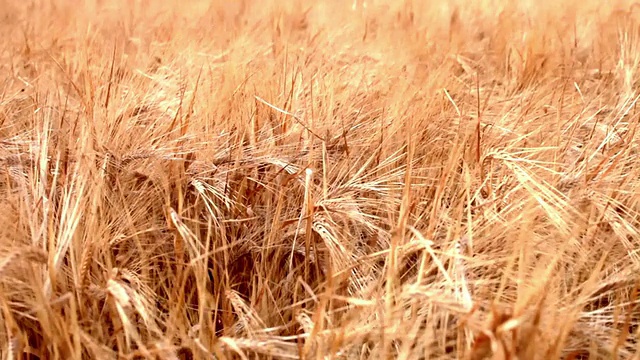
[1,0,640,359]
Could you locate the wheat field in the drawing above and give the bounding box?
[1,0,640,359]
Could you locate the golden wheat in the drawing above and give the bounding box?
[1,0,640,359]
